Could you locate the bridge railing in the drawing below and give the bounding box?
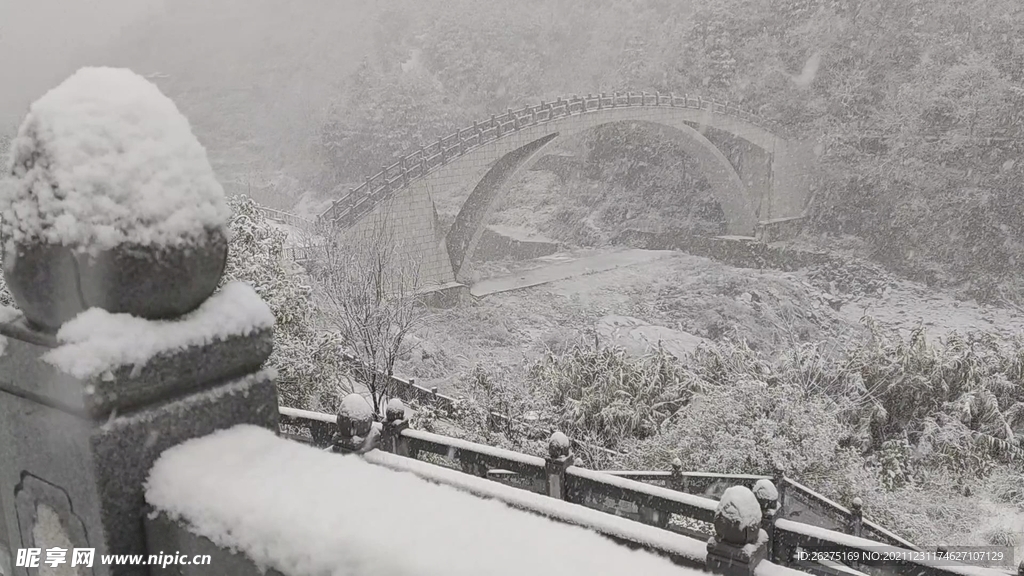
[278,402,1018,576]
[252,205,317,232]
[277,347,918,551]
[318,92,772,229]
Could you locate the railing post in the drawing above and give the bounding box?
[438,137,446,162]
[847,497,864,537]
[597,93,604,110]
[382,398,410,456]
[669,92,676,107]
[332,393,382,455]
[669,457,688,493]
[707,486,769,576]
[753,479,780,563]
[773,465,787,515]
[611,92,617,107]
[544,431,574,500]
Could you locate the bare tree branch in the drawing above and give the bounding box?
[311,202,426,414]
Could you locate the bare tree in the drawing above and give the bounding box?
[311,206,425,415]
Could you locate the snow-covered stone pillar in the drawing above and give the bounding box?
[847,497,864,537]
[0,67,279,576]
[382,398,412,456]
[545,431,573,500]
[332,393,382,455]
[706,486,769,576]
[752,479,781,562]
[669,457,685,487]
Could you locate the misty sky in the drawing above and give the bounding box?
[0,0,164,128]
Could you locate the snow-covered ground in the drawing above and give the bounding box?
[398,247,1024,395]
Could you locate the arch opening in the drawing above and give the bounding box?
[446,118,762,280]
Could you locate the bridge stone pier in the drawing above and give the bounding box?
[319,93,819,288]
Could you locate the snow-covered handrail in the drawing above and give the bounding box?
[252,205,316,233]
[317,92,774,229]
[276,404,1012,576]
[147,425,712,576]
[783,477,919,552]
[400,428,548,478]
[565,466,719,524]
[362,449,710,570]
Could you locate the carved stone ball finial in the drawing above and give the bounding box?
[385,398,406,423]
[671,457,683,472]
[548,431,571,460]
[851,497,863,513]
[336,393,374,440]
[752,479,779,513]
[713,486,763,546]
[0,67,230,332]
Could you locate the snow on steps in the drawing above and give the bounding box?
[146,425,709,576]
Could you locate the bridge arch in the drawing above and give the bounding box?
[319,93,815,289]
[446,120,756,278]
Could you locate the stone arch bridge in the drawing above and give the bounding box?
[296,93,819,289]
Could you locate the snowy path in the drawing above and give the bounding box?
[470,249,675,298]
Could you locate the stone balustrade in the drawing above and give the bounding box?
[283,396,1020,576]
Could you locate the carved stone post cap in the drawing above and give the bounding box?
[671,457,683,472]
[752,478,779,512]
[714,486,764,546]
[771,462,786,479]
[850,497,863,512]
[0,67,231,332]
[336,393,373,439]
[385,398,407,423]
[548,431,571,459]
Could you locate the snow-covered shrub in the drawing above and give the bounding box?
[223,195,351,411]
[531,343,706,446]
